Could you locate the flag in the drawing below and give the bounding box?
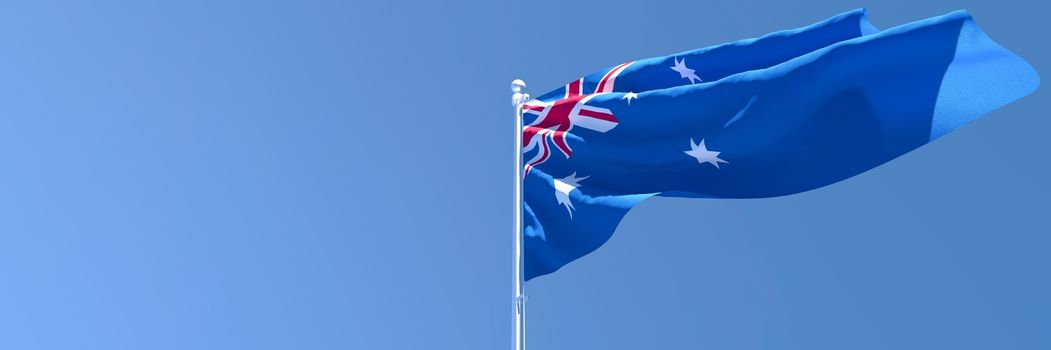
[521,9,1039,281]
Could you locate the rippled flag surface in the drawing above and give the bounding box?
[521,9,1039,281]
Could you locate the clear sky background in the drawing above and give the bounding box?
[0,1,1046,349]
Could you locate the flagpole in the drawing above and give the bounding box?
[511,79,529,350]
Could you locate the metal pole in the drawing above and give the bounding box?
[511,79,529,350]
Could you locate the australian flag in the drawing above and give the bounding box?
[521,9,1039,281]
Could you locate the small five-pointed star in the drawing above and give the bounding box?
[623,91,638,105]
[684,138,727,168]
[670,57,702,84]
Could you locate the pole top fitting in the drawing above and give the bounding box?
[511,79,526,93]
[512,79,530,108]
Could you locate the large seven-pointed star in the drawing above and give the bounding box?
[623,91,638,105]
[684,138,727,169]
[553,172,588,218]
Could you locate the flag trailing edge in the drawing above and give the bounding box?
[522,9,1039,281]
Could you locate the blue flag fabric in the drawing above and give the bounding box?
[521,9,1039,281]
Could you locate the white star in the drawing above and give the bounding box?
[684,138,727,169]
[553,172,588,218]
[670,57,702,84]
[623,91,638,105]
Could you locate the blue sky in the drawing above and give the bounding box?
[0,1,1047,349]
